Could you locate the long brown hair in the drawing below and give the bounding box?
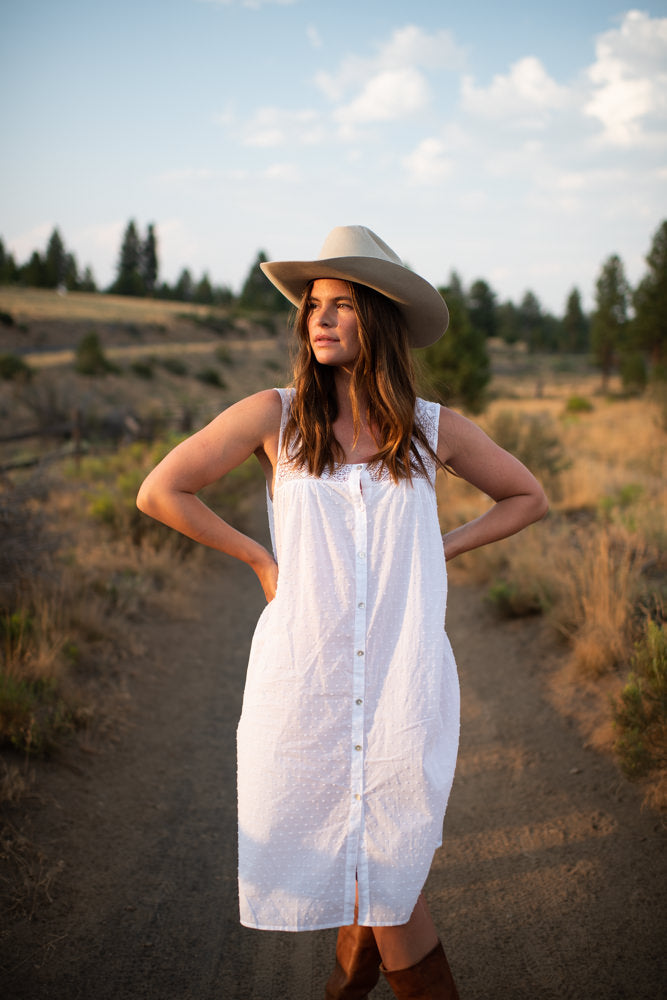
[283,281,441,482]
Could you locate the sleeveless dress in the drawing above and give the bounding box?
[236,388,460,931]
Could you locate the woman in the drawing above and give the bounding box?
[137,226,548,999]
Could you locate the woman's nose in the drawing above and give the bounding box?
[318,305,335,326]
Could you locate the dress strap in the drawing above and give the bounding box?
[414,398,441,483]
[273,387,295,460]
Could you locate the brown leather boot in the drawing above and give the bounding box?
[381,941,460,999]
[324,919,382,999]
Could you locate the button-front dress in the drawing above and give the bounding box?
[236,388,460,931]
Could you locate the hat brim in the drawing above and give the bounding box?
[260,255,448,348]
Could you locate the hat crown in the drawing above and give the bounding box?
[318,226,404,268]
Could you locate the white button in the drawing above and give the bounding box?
[356,698,363,705]
[357,650,364,657]
[358,552,366,560]
[356,464,363,470]
[355,745,362,751]
[354,793,361,800]
[358,601,365,609]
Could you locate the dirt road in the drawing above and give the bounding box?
[1,509,665,999]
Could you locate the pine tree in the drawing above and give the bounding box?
[44,228,68,288]
[194,273,214,304]
[112,220,145,296]
[173,268,194,302]
[591,254,630,390]
[561,288,589,353]
[0,239,18,284]
[518,291,545,352]
[22,251,45,287]
[632,219,667,377]
[240,251,287,311]
[141,223,158,295]
[63,252,80,291]
[497,301,520,344]
[421,273,490,413]
[79,266,97,293]
[467,279,498,340]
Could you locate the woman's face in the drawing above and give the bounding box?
[306,278,361,369]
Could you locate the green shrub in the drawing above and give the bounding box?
[487,579,544,618]
[215,345,233,365]
[74,332,116,375]
[0,610,34,655]
[0,674,79,755]
[181,312,236,336]
[160,356,188,376]
[130,359,154,379]
[598,483,644,529]
[612,619,667,777]
[0,353,32,381]
[564,395,594,414]
[620,352,648,393]
[196,367,226,388]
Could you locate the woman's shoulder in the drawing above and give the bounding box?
[415,396,442,427]
[221,388,283,433]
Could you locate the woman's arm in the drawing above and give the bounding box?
[136,389,282,600]
[436,406,549,562]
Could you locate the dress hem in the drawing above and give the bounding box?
[239,918,413,932]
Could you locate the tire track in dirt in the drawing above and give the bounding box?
[1,497,665,999]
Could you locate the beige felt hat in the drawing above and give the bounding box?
[260,225,448,348]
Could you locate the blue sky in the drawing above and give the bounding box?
[2,0,666,312]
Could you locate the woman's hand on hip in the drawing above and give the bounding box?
[252,549,279,602]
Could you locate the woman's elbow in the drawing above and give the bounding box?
[531,486,549,522]
[136,477,158,517]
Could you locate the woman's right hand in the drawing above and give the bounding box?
[253,550,279,603]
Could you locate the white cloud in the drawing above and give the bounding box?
[316,24,464,102]
[334,67,430,130]
[306,24,322,48]
[157,167,219,183]
[461,56,567,126]
[315,24,464,138]
[378,24,465,72]
[403,138,453,185]
[584,10,667,145]
[242,107,322,146]
[214,104,236,127]
[263,162,301,181]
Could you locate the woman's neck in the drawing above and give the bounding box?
[332,367,377,461]
[333,366,367,418]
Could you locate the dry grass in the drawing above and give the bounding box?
[0,289,287,790]
[0,434,263,777]
[0,286,225,326]
[441,376,667,807]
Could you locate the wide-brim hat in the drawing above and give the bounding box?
[259,225,448,348]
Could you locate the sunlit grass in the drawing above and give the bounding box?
[441,383,666,804]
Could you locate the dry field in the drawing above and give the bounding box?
[0,291,665,811]
[439,356,667,808]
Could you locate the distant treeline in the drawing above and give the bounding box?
[1,218,666,394]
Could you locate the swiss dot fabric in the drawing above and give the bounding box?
[236,388,460,930]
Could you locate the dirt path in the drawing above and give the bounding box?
[1,504,665,1000]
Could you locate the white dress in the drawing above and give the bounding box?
[236,388,460,931]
